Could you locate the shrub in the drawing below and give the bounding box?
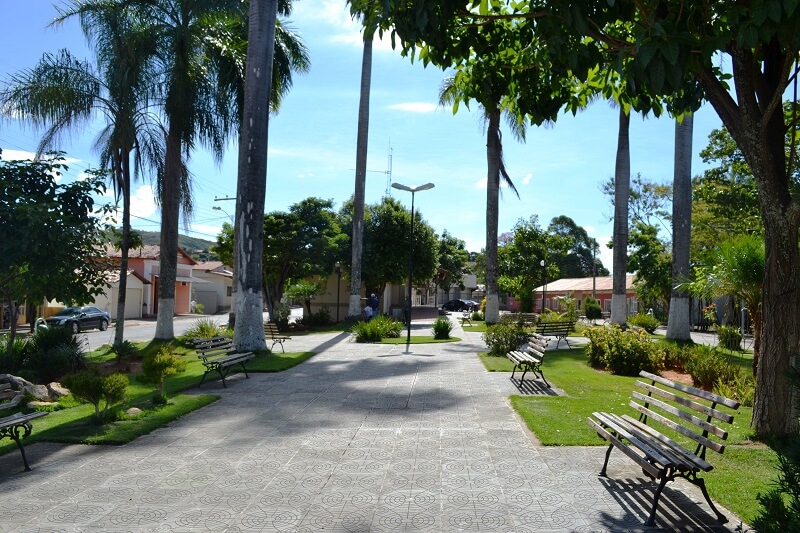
[183,318,227,340]
[661,342,694,372]
[140,344,187,400]
[627,313,660,334]
[471,310,484,321]
[713,370,755,407]
[716,325,742,351]
[684,345,738,390]
[499,313,528,330]
[432,317,453,339]
[583,297,603,322]
[63,370,128,421]
[483,322,529,356]
[0,334,28,374]
[352,315,403,342]
[272,303,291,330]
[584,325,665,376]
[25,326,86,382]
[195,302,205,314]
[110,340,139,364]
[298,307,333,327]
[555,296,578,323]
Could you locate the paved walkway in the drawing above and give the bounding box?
[1,320,743,531]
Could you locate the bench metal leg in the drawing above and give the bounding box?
[695,476,728,523]
[2,425,34,472]
[536,366,550,388]
[599,443,614,476]
[645,475,670,526]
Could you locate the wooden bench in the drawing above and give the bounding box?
[507,332,550,387]
[195,338,255,388]
[516,312,539,326]
[534,320,575,349]
[586,370,740,527]
[1,375,48,471]
[263,322,290,353]
[459,310,473,327]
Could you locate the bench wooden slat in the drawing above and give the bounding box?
[587,417,662,478]
[605,413,696,471]
[629,401,726,454]
[621,414,714,472]
[640,371,741,410]
[631,391,730,439]
[636,381,735,424]
[593,412,676,468]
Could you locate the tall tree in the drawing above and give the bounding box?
[233,0,279,350]
[1,1,162,344]
[627,222,672,314]
[547,215,609,278]
[611,107,631,325]
[666,114,693,340]
[436,230,470,297]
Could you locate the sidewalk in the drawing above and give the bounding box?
[0,319,742,531]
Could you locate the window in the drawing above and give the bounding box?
[226,286,232,297]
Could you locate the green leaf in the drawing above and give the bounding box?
[479,0,488,16]
[768,0,783,21]
[662,40,679,65]
[651,60,665,93]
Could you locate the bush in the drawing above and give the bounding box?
[713,370,755,407]
[183,318,227,340]
[110,340,140,364]
[483,322,529,356]
[661,342,694,372]
[272,303,291,330]
[25,326,87,382]
[0,334,28,374]
[298,307,333,327]
[684,345,738,390]
[194,302,204,314]
[716,325,742,351]
[432,317,453,339]
[352,315,403,342]
[471,310,484,321]
[584,325,665,376]
[627,313,660,334]
[63,370,128,421]
[583,297,603,322]
[140,344,187,400]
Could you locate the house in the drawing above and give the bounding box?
[90,269,150,320]
[534,275,639,315]
[192,261,233,314]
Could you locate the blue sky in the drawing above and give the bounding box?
[1,1,726,273]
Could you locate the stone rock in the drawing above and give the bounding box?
[24,384,50,402]
[1,374,33,389]
[27,401,53,409]
[47,382,70,399]
[125,407,142,416]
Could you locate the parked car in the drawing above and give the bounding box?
[441,299,477,312]
[45,306,110,333]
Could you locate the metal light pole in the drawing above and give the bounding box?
[213,201,237,327]
[391,181,435,343]
[540,259,547,313]
[592,240,597,299]
[335,261,342,322]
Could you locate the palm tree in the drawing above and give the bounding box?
[348,31,374,318]
[610,107,630,325]
[440,77,524,324]
[232,0,280,350]
[1,2,162,344]
[666,114,693,340]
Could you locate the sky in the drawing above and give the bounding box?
[0,1,727,274]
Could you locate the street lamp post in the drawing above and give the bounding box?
[592,240,597,299]
[540,259,547,313]
[213,203,236,327]
[391,181,435,343]
[335,261,342,322]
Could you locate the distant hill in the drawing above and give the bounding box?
[137,230,215,252]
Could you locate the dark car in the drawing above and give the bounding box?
[45,306,110,333]
[441,299,476,312]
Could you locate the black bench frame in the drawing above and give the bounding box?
[587,370,740,526]
[263,322,290,353]
[534,320,575,349]
[507,332,549,387]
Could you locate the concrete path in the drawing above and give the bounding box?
[0,320,743,532]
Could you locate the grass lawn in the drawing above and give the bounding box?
[481,346,775,525]
[1,340,315,457]
[462,322,488,333]
[377,336,461,344]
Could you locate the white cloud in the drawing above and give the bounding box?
[521,172,533,185]
[0,148,37,161]
[130,185,157,219]
[474,177,511,190]
[583,225,596,235]
[388,102,438,113]
[292,0,396,51]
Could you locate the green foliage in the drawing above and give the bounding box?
[298,307,333,327]
[0,333,28,373]
[432,317,453,340]
[194,302,204,314]
[627,312,660,333]
[584,325,665,376]
[471,310,485,321]
[548,216,609,277]
[555,296,578,323]
[482,322,529,356]
[25,326,87,383]
[661,341,694,372]
[714,371,755,408]
[272,303,291,331]
[287,277,328,316]
[628,222,672,311]
[351,315,403,343]
[110,340,139,364]
[684,345,738,390]
[62,370,128,421]
[437,230,470,294]
[717,325,743,351]
[140,344,188,398]
[183,318,228,340]
[583,297,603,321]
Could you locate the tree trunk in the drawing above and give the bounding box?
[233,0,278,351]
[485,109,502,323]
[348,34,373,318]
[611,107,630,325]
[114,151,131,344]
[666,114,693,340]
[154,127,181,340]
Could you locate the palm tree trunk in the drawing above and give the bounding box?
[666,114,693,340]
[611,107,630,325]
[154,127,181,340]
[348,33,373,318]
[114,151,131,344]
[233,0,278,350]
[485,109,502,323]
